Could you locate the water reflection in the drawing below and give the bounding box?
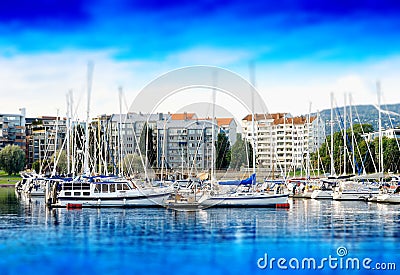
[1,189,400,274]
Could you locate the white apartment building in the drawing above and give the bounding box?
[363,128,400,142]
[216,118,237,145]
[242,113,325,174]
[156,119,216,173]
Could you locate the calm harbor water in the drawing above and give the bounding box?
[0,188,399,275]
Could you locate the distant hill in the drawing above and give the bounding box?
[311,103,400,134]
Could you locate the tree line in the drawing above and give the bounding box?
[311,124,400,175]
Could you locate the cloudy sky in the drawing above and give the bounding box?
[1,0,400,119]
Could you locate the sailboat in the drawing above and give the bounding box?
[332,89,384,201]
[376,177,400,203]
[49,63,173,208]
[198,70,289,208]
[51,175,173,207]
[198,173,289,207]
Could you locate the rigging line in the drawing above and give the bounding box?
[381,94,400,153]
[334,104,360,173]
[353,104,378,173]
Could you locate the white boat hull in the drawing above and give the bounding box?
[377,194,400,204]
[55,191,171,207]
[332,191,379,201]
[311,190,333,200]
[30,189,45,197]
[199,193,289,207]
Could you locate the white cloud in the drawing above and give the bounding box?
[166,46,254,66]
[1,49,399,121]
[255,56,400,116]
[0,50,163,119]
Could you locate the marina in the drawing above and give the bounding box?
[1,187,399,274]
[1,2,400,275]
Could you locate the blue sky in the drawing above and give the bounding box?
[1,0,400,119]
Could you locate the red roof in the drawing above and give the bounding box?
[273,116,316,125]
[242,113,287,121]
[197,117,235,127]
[171,113,197,120]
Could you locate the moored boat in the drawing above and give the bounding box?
[198,174,290,208]
[376,185,400,204]
[332,181,380,201]
[376,193,400,203]
[50,175,173,208]
[311,180,335,200]
[311,190,333,199]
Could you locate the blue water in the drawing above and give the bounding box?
[1,188,399,275]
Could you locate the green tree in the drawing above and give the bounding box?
[139,123,156,167]
[51,150,68,175]
[32,160,41,173]
[311,123,374,175]
[230,135,253,169]
[0,145,25,175]
[375,137,400,173]
[215,133,231,169]
[123,153,145,174]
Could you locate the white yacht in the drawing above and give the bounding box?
[332,181,380,201]
[16,172,46,197]
[199,191,289,208]
[376,183,400,204]
[311,180,335,200]
[50,175,173,208]
[377,193,400,203]
[311,190,333,199]
[198,174,289,208]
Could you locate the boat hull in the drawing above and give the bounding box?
[199,193,289,208]
[53,192,171,208]
[332,191,379,201]
[311,190,333,200]
[377,194,400,204]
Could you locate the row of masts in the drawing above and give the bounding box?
[329,82,385,178]
[45,62,393,182]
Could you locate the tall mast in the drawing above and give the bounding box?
[249,62,256,176]
[84,61,94,176]
[316,110,321,177]
[161,120,167,181]
[66,91,71,175]
[70,92,75,176]
[330,92,335,176]
[349,94,356,175]
[118,86,123,176]
[283,114,287,179]
[377,81,383,181]
[343,93,347,175]
[306,102,311,180]
[52,109,59,176]
[211,71,217,182]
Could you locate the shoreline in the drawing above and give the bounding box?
[0,184,15,188]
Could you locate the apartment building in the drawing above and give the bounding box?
[92,112,234,173]
[242,113,325,173]
[0,109,26,152]
[156,119,216,173]
[25,116,67,169]
[363,128,400,142]
[89,112,170,173]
